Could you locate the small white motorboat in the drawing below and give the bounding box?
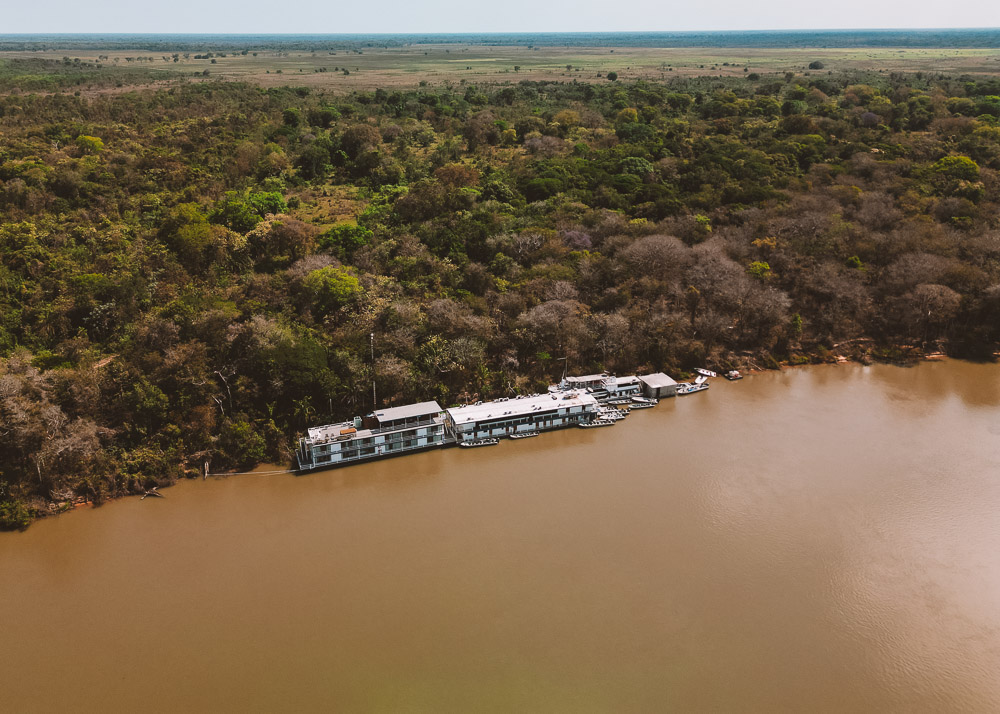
[695,368,717,378]
[509,432,539,440]
[579,419,616,428]
[459,438,500,448]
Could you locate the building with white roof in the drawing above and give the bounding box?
[446,391,600,442]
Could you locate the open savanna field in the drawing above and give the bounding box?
[4,44,1000,92]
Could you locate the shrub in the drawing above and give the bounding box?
[211,190,288,233]
[932,155,980,182]
[748,260,773,280]
[218,419,266,469]
[75,135,104,154]
[318,223,373,260]
[0,499,32,530]
[303,266,362,315]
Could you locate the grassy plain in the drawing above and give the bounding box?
[3,44,1000,93]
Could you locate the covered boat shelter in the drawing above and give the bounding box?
[638,373,678,399]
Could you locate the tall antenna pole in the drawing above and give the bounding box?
[370,332,377,410]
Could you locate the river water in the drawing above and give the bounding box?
[1,360,999,712]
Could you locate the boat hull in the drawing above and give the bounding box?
[458,439,499,448]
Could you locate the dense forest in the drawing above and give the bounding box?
[2,59,1000,527]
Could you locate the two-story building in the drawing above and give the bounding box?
[550,373,643,401]
[296,401,450,471]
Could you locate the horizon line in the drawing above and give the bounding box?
[2,27,1000,36]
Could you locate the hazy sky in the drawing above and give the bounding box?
[3,0,1000,34]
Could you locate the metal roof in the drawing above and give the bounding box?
[447,392,599,426]
[565,373,609,383]
[374,401,443,423]
[615,375,640,385]
[307,421,363,442]
[638,372,677,388]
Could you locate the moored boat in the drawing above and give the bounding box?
[459,438,500,448]
[509,431,539,440]
[695,368,718,378]
[724,370,743,381]
[677,382,709,395]
[627,401,655,409]
[598,410,627,421]
[579,419,616,428]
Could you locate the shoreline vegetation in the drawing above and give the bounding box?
[5,353,981,528]
[2,38,1000,530]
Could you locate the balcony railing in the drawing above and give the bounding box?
[308,416,444,445]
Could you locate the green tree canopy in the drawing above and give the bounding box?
[210,190,288,233]
[302,266,362,315]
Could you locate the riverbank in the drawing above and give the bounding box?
[6,347,994,531]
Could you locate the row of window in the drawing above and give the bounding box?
[313,437,440,464]
[314,427,444,452]
[465,413,586,437]
[458,409,593,433]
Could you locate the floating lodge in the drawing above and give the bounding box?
[296,401,450,469]
[296,371,683,471]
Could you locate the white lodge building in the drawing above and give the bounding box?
[446,391,600,442]
[296,401,449,470]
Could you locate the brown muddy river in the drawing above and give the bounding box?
[2,360,999,712]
